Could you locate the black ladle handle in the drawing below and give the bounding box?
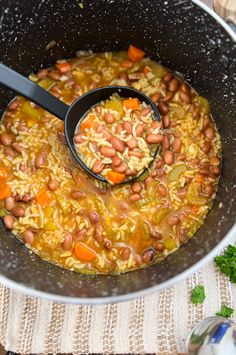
[0,63,69,121]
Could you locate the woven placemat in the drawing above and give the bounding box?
[0,237,235,354]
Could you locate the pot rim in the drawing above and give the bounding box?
[0,0,235,304]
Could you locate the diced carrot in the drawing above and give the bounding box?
[123,98,140,111]
[55,61,71,73]
[58,122,64,132]
[74,242,97,262]
[80,114,96,132]
[191,206,199,213]
[0,180,11,200]
[127,44,145,63]
[107,170,125,184]
[195,174,204,184]
[0,165,8,180]
[143,66,151,76]
[35,188,50,207]
[121,60,133,68]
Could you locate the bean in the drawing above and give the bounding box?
[89,211,100,224]
[112,155,122,167]
[157,168,164,177]
[14,194,22,202]
[37,69,48,79]
[211,166,220,176]
[123,121,132,134]
[92,160,105,174]
[204,184,214,197]
[104,240,112,250]
[158,102,169,115]
[94,225,104,244]
[162,135,170,149]
[128,150,143,158]
[168,78,179,92]
[163,91,174,102]
[157,184,167,197]
[118,72,128,81]
[151,93,161,103]
[0,133,12,146]
[126,137,138,149]
[155,242,164,252]
[74,133,84,144]
[141,107,151,117]
[180,83,190,93]
[62,233,72,250]
[101,129,112,140]
[5,118,13,130]
[121,247,131,261]
[151,230,163,239]
[145,176,154,186]
[48,180,59,191]
[147,134,163,144]
[142,248,155,263]
[163,72,173,82]
[202,141,211,153]
[151,170,158,178]
[166,214,179,225]
[115,124,123,134]
[205,127,215,141]
[5,197,15,211]
[8,99,21,110]
[48,71,61,80]
[134,254,142,266]
[199,168,211,176]
[96,124,104,133]
[17,123,28,132]
[120,201,129,210]
[104,113,114,124]
[173,137,182,153]
[156,159,163,168]
[114,164,127,173]
[11,206,25,218]
[57,132,67,145]
[136,124,144,137]
[22,194,32,203]
[210,156,220,166]
[12,142,22,153]
[184,176,192,185]
[75,228,87,242]
[3,146,15,158]
[160,80,167,90]
[110,137,125,152]
[203,115,210,129]
[163,114,170,128]
[176,154,186,162]
[177,188,186,199]
[151,121,162,130]
[35,153,45,168]
[164,150,174,165]
[100,146,116,158]
[70,189,85,200]
[22,229,34,245]
[129,193,141,203]
[3,215,14,229]
[131,182,142,193]
[201,160,210,168]
[20,162,27,172]
[179,91,191,104]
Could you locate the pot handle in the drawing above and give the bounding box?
[0,63,69,121]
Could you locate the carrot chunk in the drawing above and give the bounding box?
[121,60,133,68]
[0,180,11,199]
[127,45,145,62]
[123,98,140,111]
[143,66,151,76]
[80,114,96,132]
[107,170,125,184]
[74,242,97,262]
[55,61,71,73]
[0,164,8,180]
[35,189,50,207]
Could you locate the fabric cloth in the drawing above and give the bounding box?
[0,236,235,354]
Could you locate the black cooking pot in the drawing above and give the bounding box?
[0,0,235,304]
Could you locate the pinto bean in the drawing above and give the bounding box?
[11,206,25,218]
[22,229,34,245]
[35,153,45,168]
[37,69,48,79]
[151,93,161,103]
[22,194,32,203]
[173,138,182,153]
[3,215,14,229]
[48,70,61,80]
[8,99,21,110]
[211,166,220,176]
[210,156,220,166]
[102,129,112,140]
[75,228,87,242]
[156,159,163,168]
[151,169,158,178]
[62,233,72,250]
[48,180,59,191]
[141,107,151,117]
[166,214,180,225]
[129,193,141,203]
[112,155,122,167]
[114,164,127,173]
[120,201,129,210]
[163,114,170,128]
[142,247,155,263]
[168,78,179,92]
[104,240,112,250]
[17,122,28,132]
[92,160,105,174]
[0,133,13,146]
[176,154,186,162]
[128,150,143,158]
[179,91,191,104]
[202,141,211,153]
[158,102,169,115]
[110,137,125,152]
[89,211,100,224]
[151,121,162,130]
[204,127,215,141]
[160,80,167,90]
[94,225,104,244]
[162,135,170,149]
[131,182,142,193]
[163,72,173,82]
[204,184,214,197]
[74,133,84,144]
[70,189,85,200]
[104,113,114,124]
[123,121,132,134]
[145,176,154,186]
[177,188,186,199]
[164,150,174,165]
[5,197,15,211]
[3,146,15,158]
[20,162,27,172]
[136,124,144,137]
[163,91,174,102]
[100,146,116,157]
[147,134,163,144]
[96,124,104,133]
[115,124,123,135]
[155,242,164,252]
[121,247,131,261]
[126,137,138,149]
[12,142,22,153]
[157,184,167,197]
[180,83,190,93]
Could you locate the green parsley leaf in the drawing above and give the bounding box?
[191,285,206,304]
[215,245,236,283]
[216,304,234,318]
